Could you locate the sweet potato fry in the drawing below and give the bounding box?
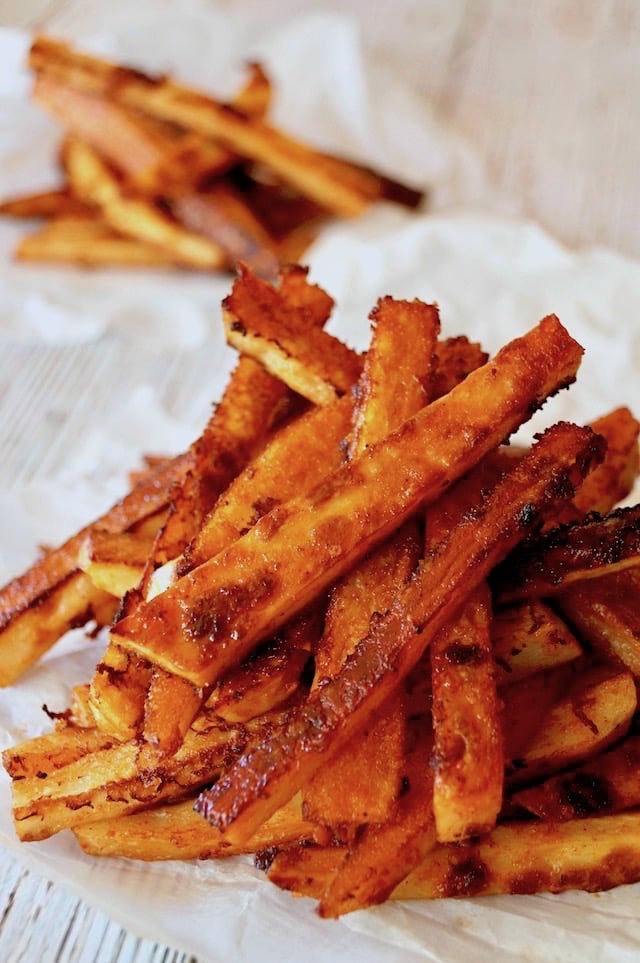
[305,297,438,826]
[172,184,280,279]
[394,812,640,899]
[78,529,158,598]
[114,317,586,689]
[195,422,604,844]
[73,792,327,861]
[555,406,639,523]
[2,725,114,780]
[29,37,417,218]
[494,504,640,604]
[555,569,640,676]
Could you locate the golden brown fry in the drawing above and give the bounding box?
[172,183,280,279]
[33,75,182,189]
[2,725,114,780]
[305,298,438,826]
[78,529,158,598]
[513,734,640,820]
[269,813,640,901]
[0,188,90,219]
[223,265,362,404]
[505,665,636,788]
[318,715,436,917]
[114,317,586,690]
[394,813,640,899]
[16,216,183,268]
[63,137,227,269]
[491,599,584,685]
[494,504,640,604]
[73,792,327,861]
[430,585,503,842]
[195,423,603,844]
[9,709,286,841]
[555,569,640,677]
[554,406,639,525]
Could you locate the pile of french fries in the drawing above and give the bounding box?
[3,262,640,921]
[0,37,422,276]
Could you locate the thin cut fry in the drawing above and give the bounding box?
[195,423,604,844]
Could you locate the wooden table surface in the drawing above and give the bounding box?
[0,1,638,960]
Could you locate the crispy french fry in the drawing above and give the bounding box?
[9,709,286,841]
[513,734,640,820]
[223,265,362,404]
[555,569,640,677]
[269,813,640,902]
[114,317,586,690]
[491,599,584,685]
[553,406,639,525]
[2,725,114,780]
[505,665,636,788]
[394,812,640,899]
[494,504,640,604]
[78,529,158,598]
[172,184,280,279]
[430,585,502,842]
[72,792,327,861]
[195,422,603,844]
[29,37,404,218]
[317,715,436,917]
[305,297,438,826]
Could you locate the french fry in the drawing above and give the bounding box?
[223,265,362,404]
[491,599,584,685]
[513,734,640,820]
[318,714,436,917]
[195,422,604,844]
[78,529,158,598]
[494,504,640,604]
[16,215,183,267]
[554,406,639,524]
[171,184,280,279]
[505,665,636,788]
[555,569,640,677]
[2,725,114,780]
[269,813,640,903]
[9,709,287,841]
[305,297,438,826]
[114,316,586,690]
[63,137,228,269]
[394,812,640,900]
[430,585,502,842]
[0,188,90,219]
[73,793,328,861]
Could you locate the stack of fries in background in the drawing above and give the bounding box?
[0,37,422,277]
[2,256,640,918]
